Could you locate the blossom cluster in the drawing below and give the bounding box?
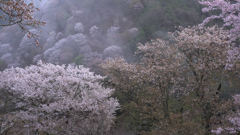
[107,26,119,38]
[0,61,119,134]
[74,22,84,33]
[0,0,46,45]
[199,0,240,41]
[90,26,100,38]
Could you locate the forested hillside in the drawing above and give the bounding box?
[1,0,240,135]
[0,0,209,70]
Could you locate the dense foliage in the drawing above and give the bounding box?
[0,0,209,70]
[1,0,240,135]
[0,61,119,135]
[200,0,240,41]
[101,26,240,134]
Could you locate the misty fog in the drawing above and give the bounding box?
[0,0,205,74]
[2,0,240,135]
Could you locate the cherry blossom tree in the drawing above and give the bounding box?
[101,38,186,134]
[199,2,240,134]
[74,22,84,33]
[103,45,124,60]
[172,25,235,134]
[0,61,119,135]
[211,94,240,134]
[227,94,240,134]
[0,0,46,45]
[90,26,100,38]
[199,0,240,41]
[101,25,236,134]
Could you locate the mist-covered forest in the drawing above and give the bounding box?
[1,0,240,134]
[0,0,210,69]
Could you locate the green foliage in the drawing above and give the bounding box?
[101,26,239,134]
[72,55,84,66]
[117,0,209,57]
[0,59,7,71]
[55,11,71,32]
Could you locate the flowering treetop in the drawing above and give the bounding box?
[0,61,119,134]
[0,0,46,45]
[199,0,240,41]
